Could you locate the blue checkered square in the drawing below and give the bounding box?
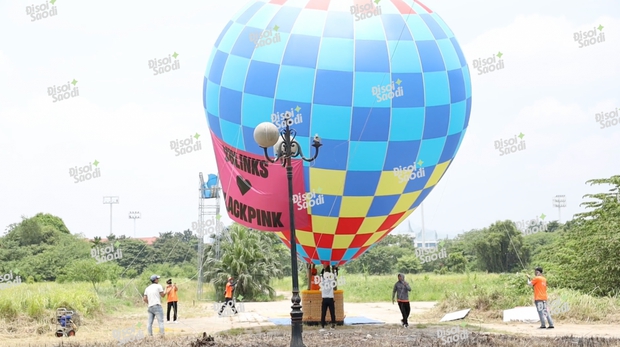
[387,41,422,73]
[312,195,341,217]
[344,171,381,196]
[382,14,414,41]
[423,105,449,138]
[348,141,388,171]
[219,87,242,124]
[310,105,352,141]
[220,119,244,150]
[282,34,321,68]
[438,133,462,163]
[314,70,353,106]
[351,107,390,141]
[393,73,424,107]
[206,79,220,116]
[424,72,450,106]
[389,108,424,141]
[447,69,466,103]
[323,11,354,38]
[417,41,446,72]
[448,101,467,135]
[406,16,435,41]
[420,13,448,40]
[208,50,228,85]
[368,195,401,217]
[417,137,446,166]
[383,141,421,171]
[276,66,315,103]
[241,94,273,128]
[355,40,390,72]
[314,139,348,170]
[317,38,354,72]
[220,55,250,92]
[244,61,279,97]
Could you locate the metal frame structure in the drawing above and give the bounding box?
[197,173,221,301]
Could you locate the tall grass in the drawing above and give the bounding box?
[271,272,620,322]
[1,274,618,324]
[0,279,216,322]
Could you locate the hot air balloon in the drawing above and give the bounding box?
[203,0,471,267]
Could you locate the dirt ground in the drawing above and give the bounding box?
[4,299,620,347]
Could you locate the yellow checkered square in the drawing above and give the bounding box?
[363,230,389,247]
[333,235,355,249]
[374,171,407,196]
[357,216,389,234]
[309,216,339,235]
[390,191,421,213]
[425,160,450,188]
[296,230,316,248]
[339,196,373,217]
[309,168,345,196]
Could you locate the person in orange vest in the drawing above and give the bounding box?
[218,276,237,315]
[310,268,320,290]
[165,279,179,323]
[527,267,554,329]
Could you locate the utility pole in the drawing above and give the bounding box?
[552,195,566,223]
[103,196,119,236]
[129,211,141,238]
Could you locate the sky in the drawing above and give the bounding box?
[0,0,618,241]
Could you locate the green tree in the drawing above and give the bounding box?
[471,221,529,273]
[537,176,620,296]
[203,224,287,301]
[62,259,117,293]
[31,213,71,234]
[446,251,468,273]
[396,254,422,274]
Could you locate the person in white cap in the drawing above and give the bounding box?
[143,275,165,337]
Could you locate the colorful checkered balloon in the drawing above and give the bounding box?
[203,0,471,266]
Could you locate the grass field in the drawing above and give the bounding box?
[1,272,618,325]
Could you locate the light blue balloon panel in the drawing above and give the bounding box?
[203,0,471,265]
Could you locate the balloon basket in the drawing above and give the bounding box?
[301,290,345,325]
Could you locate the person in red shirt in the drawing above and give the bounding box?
[527,267,554,329]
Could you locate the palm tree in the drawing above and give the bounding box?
[204,224,287,301]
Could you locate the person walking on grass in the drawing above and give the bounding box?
[320,267,336,331]
[143,275,165,337]
[165,279,179,323]
[527,267,554,329]
[392,273,412,328]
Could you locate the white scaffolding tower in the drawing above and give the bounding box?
[197,172,221,301]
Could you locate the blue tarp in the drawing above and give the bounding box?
[202,174,219,199]
[267,316,384,326]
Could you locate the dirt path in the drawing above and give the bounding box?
[142,300,620,339]
[6,300,620,346]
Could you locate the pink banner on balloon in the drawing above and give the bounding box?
[211,132,309,231]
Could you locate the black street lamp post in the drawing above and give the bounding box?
[253,112,321,347]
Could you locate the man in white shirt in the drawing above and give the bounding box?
[143,274,166,337]
[320,268,336,331]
